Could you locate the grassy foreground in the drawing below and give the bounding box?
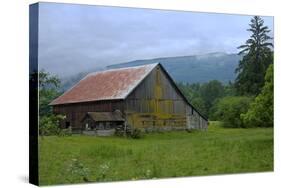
[39,122,273,185]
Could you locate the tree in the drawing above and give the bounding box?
[241,64,273,127]
[235,16,273,95]
[39,70,61,116]
[177,80,229,118]
[211,96,253,128]
[200,80,225,114]
[191,97,207,116]
[224,81,236,96]
[39,70,64,136]
[178,82,208,116]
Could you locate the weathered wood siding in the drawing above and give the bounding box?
[52,64,208,131]
[124,65,207,130]
[186,108,208,130]
[53,100,124,129]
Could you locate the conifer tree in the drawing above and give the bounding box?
[235,16,273,95]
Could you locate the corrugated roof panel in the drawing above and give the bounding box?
[50,63,158,105]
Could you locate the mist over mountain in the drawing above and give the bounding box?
[61,52,241,91]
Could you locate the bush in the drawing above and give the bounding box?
[115,125,142,139]
[115,124,131,137]
[211,96,253,128]
[114,127,124,137]
[58,128,72,137]
[130,128,142,139]
[39,114,65,136]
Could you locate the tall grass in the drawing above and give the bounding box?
[39,122,273,185]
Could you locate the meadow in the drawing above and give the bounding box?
[39,122,273,185]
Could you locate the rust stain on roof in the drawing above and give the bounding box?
[50,63,158,105]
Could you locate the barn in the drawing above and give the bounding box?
[50,63,208,134]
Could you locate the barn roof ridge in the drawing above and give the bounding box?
[87,63,159,77]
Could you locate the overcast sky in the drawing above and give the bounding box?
[38,2,273,77]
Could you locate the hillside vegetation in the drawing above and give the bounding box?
[61,52,240,91]
[107,52,241,84]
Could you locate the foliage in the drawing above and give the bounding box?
[129,128,143,139]
[211,96,253,128]
[39,70,65,136]
[241,64,273,127]
[235,16,273,95]
[200,80,225,114]
[39,69,61,116]
[115,126,143,139]
[114,125,125,137]
[39,125,273,185]
[190,97,206,115]
[178,80,236,118]
[58,128,72,137]
[67,158,90,183]
[224,81,236,96]
[39,114,65,136]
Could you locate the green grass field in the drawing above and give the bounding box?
[39,122,273,185]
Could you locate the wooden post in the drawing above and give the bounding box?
[124,121,127,137]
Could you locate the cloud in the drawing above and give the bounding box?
[38,2,274,77]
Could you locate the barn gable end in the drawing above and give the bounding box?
[124,64,207,130]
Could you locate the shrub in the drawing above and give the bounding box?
[115,125,142,139]
[39,114,65,136]
[211,96,253,128]
[58,128,72,137]
[115,124,130,137]
[130,128,142,139]
[114,128,124,137]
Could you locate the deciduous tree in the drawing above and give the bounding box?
[241,64,273,127]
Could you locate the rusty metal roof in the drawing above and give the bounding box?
[50,63,158,105]
[85,110,124,122]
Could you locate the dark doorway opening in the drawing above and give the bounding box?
[65,121,70,129]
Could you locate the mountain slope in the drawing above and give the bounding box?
[61,52,241,91]
[107,52,241,84]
